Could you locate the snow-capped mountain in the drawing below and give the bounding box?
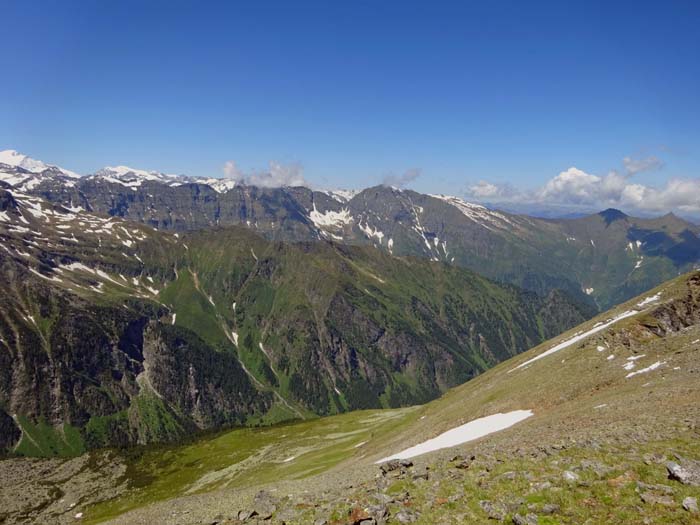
[88,165,186,188]
[2,148,699,311]
[0,149,80,178]
[0,150,241,194]
[0,149,81,191]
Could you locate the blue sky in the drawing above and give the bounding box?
[2,1,699,210]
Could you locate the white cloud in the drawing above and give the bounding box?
[221,160,307,188]
[618,178,700,213]
[382,168,422,188]
[538,167,603,204]
[468,180,515,199]
[222,160,244,182]
[623,155,663,175]
[465,156,700,216]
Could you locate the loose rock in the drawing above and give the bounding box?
[512,513,538,525]
[640,492,675,506]
[562,470,579,482]
[541,503,560,514]
[667,460,700,486]
[394,509,418,523]
[479,500,506,521]
[683,496,698,513]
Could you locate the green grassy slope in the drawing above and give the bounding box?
[70,270,700,524]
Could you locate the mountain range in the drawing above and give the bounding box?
[0,185,590,454]
[2,150,700,312]
[2,149,700,524]
[2,149,700,456]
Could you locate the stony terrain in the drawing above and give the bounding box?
[1,271,698,524]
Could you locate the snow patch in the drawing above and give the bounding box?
[429,194,515,230]
[511,310,639,371]
[626,361,666,379]
[376,410,533,462]
[358,221,385,243]
[637,293,661,307]
[308,202,353,229]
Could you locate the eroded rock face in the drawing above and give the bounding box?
[650,274,700,335]
[0,410,20,452]
[142,324,271,434]
[0,279,269,452]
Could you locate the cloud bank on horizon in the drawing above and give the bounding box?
[222,160,307,188]
[467,156,700,216]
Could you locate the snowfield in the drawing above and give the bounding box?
[637,293,661,307]
[308,203,353,229]
[375,410,534,463]
[511,310,639,371]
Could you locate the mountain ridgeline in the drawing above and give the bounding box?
[0,188,592,455]
[2,150,699,311]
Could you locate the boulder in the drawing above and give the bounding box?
[683,497,698,513]
[667,460,700,486]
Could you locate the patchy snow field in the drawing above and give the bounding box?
[511,310,639,371]
[375,410,533,463]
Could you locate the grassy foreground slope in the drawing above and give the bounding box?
[2,270,697,524]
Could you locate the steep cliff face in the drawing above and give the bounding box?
[0,263,271,454]
[0,190,592,455]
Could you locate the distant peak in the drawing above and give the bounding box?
[0,149,80,178]
[598,208,628,225]
[0,149,27,166]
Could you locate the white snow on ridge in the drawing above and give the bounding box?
[92,166,182,188]
[0,149,80,178]
[197,178,237,193]
[308,203,353,229]
[103,165,166,180]
[511,310,639,371]
[430,194,515,230]
[322,189,359,202]
[375,410,534,463]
